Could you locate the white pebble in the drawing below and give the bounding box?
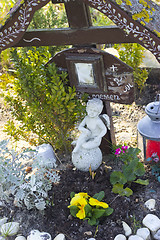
[0,236,5,240]
[122,221,132,236]
[136,228,151,240]
[27,230,52,240]
[128,235,144,240]
[87,239,96,240]
[1,222,19,236]
[54,233,65,240]
[0,218,8,227]
[154,229,160,240]
[15,236,26,240]
[144,199,156,211]
[0,201,5,207]
[114,234,126,240]
[84,231,92,236]
[143,214,160,234]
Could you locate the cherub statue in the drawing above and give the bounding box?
[72,98,110,153]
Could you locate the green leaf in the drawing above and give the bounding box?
[92,191,105,201]
[123,187,133,197]
[112,183,124,195]
[104,207,114,216]
[70,192,75,199]
[128,147,141,157]
[134,179,149,185]
[112,183,133,197]
[110,171,127,185]
[88,217,97,226]
[84,204,92,216]
[69,205,79,218]
[135,162,145,176]
[123,161,137,181]
[92,209,106,219]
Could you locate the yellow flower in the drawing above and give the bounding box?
[68,192,89,208]
[75,192,89,198]
[89,197,109,208]
[68,195,88,219]
[76,198,88,219]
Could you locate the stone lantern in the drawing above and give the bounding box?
[137,94,160,159]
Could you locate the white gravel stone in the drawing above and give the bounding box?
[144,199,156,211]
[53,233,65,240]
[87,239,96,240]
[122,221,132,236]
[136,227,151,240]
[1,222,19,236]
[142,214,160,234]
[114,234,127,240]
[128,236,144,240]
[27,229,52,240]
[154,229,160,240]
[0,218,8,227]
[0,236,5,240]
[0,202,5,207]
[15,236,26,240]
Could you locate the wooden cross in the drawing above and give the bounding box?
[2,0,159,153]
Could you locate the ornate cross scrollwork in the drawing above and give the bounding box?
[0,0,49,52]
[84,0,160,63]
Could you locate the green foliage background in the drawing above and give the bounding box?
[114,43,148,91]
[4,47,86,152]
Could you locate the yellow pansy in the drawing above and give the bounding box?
[68,195,82,207]
[75,192,89,198]
[89,197,109,208]
[76,198,88,219]
[68,194,88,208]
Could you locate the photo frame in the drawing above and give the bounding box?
[66,53,105,93]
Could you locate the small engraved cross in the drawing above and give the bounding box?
[110,65,118,72]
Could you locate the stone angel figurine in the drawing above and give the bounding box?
[72,98,110,153]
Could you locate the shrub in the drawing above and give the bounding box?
[4,47,86,153]
[0,140,60,210]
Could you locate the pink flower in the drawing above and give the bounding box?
[153,158,159,163]
[152,152,157,158]
[121,145,128,150]
[115,148,121,155]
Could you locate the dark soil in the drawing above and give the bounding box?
[1,154,160,240]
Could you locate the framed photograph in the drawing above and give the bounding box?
[66,53,105,93]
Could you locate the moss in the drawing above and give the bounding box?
[132,8,152,23]
[116,0,132,5]
[116,0,123,5]
[115,0,155,25]
[154,30,160,37]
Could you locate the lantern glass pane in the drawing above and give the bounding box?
[137,131,145,159]
[146,139,160,159]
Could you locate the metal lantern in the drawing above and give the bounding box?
[137,94,160,159]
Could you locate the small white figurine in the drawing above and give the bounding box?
[72,98,110,171]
